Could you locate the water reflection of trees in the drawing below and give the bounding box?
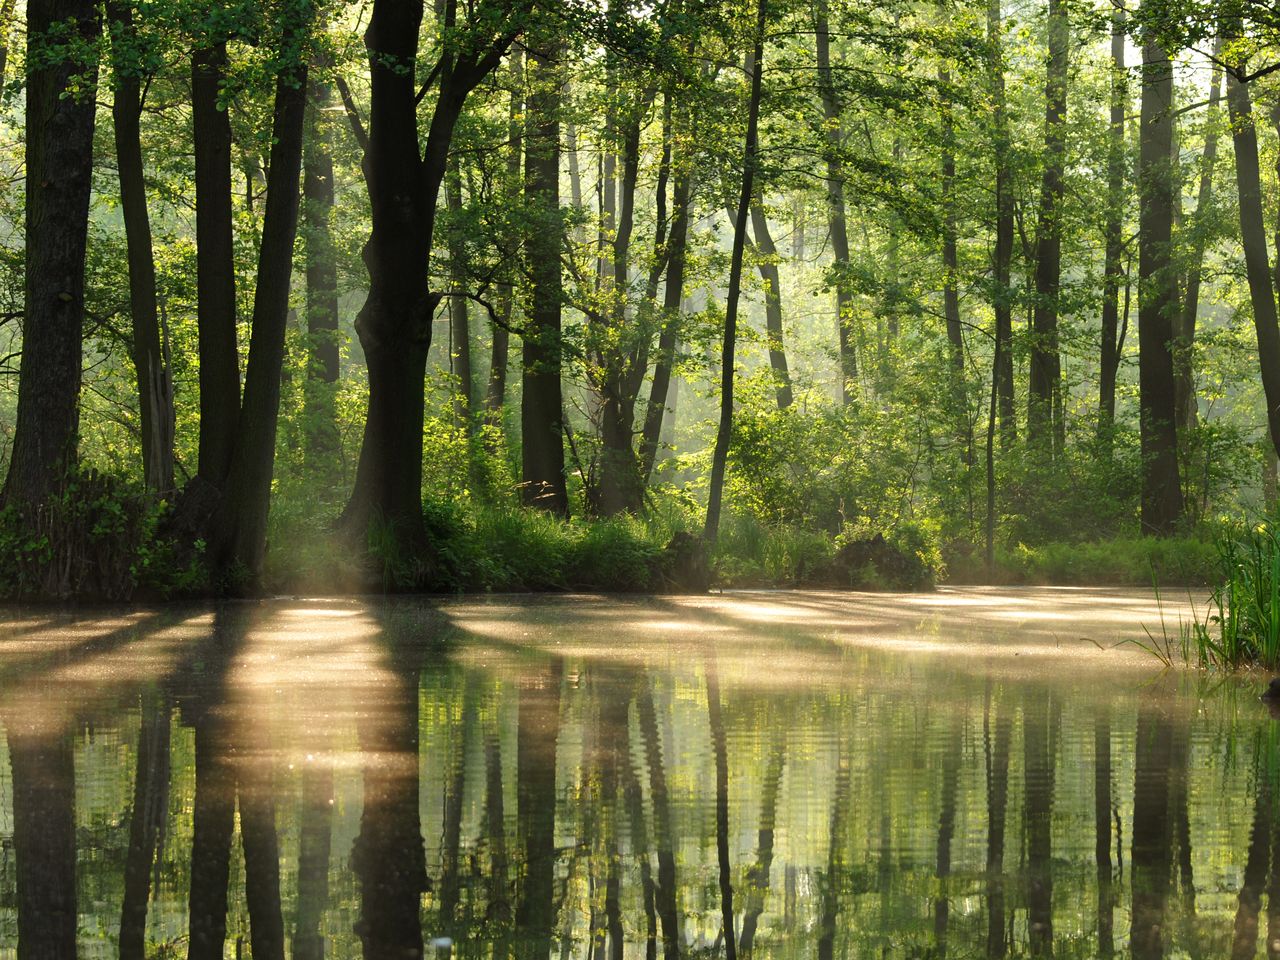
[5,605,1280,958]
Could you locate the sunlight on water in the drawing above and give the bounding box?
[0,587,1270,959]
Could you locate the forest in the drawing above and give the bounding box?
[3,0,1280,599]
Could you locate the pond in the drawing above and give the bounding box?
[0,587,1269,958]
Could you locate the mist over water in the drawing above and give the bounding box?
[0,589,1270,958]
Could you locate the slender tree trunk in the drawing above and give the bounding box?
[3,0,99,510]
[1223,20,1280,464]
[293,762,333,960]
[192,40,240,487]
[817,746,852,960]
[208,9,312,582]
[984,695,1011,958]
[1024,694,1055,956]
[445,161,474,433]
[1095,712,1114,957]
[110,2,175,494]
[989,0,1015,444]
[486,48,523,427]
[815,0,856,402]
[738,734,785,956]
[0,0,17,88]
[120,696,172,960]
[1137,34,1185,534]
[516,662,562,960]
[1028,0,1067,452]
[1099,9,1127,441]
[748,203,794,409]
[705,0,766,541]
[707,661,737,960]
[1173,44,1223,440]
[940,65,969,465]
[638,676,682,958]
[522,40,569,514]
[302,59,341,470]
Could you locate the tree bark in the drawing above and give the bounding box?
[485,48,523,427]
[1223,16,1280,464]
[1137,35,1185,534]
[815,0,856,402]
[1028,0,1068,452]
[1024,694,1054,956]
[706,0,766,542]
[445,161,474,433]
[110,1,175,494]
[1130,707,1175,960]
[516,662,562,960]
[989,0,1015,445]
[192,40,240,487]
[302,58,341,470]
[749,203,793,410]
[1095,712,1114,956]
[522,39,569,514]
[120,695,172,960]
[940,65,969,464]
[0,0,17,89]
[1099,8,1127,440]
[3,0,99,508]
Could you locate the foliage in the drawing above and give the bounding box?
[1185,519,1280,671]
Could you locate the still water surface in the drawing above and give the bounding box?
[0,588,1270,958]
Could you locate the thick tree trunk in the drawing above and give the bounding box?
[1099,9,1127,440]
[522,41,569,514]
[1223,29,1280,464]
[3,0,99,508]
[9,728,78,960]
[110,1,175,494]
[1024,695,1055,956]
[209,11,312,582]
[1130,707,1174,960]
[815,0,856,402]
[1028,0,1068,452]
[516,662,562,960]
[706,0,766,541]
[989,0,1015,444]
[302,61,341,470]
[293,763,333,960]
[188,717,235,960]
[749,203,793,410]
[192,41,240,486]
[1137,37,1185,534]
[1173,44,1223,439]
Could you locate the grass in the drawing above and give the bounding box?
[1181,521,1280,671]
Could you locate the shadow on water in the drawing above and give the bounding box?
[2,591,1280,957]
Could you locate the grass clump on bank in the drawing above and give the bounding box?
[1182,520,1280,671]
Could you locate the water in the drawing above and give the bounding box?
[0,587,1270,958]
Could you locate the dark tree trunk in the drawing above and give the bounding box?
[110,1,175,494]
[485,49,523,428]
[208,9,312,582]
[738,734,785,956]
[1223,21,1280,465]
[815,0,856,402]
[1137,36,1185,534]
[1099,9,1126,441]
[1173,44,1223,440]
[293,762,334,960]
[188,717,236,960]
[706,0,766,541]
[984,695,1011,958]
[516,662,562,960]
[302,59,342,470]
[940,65,969,464]
[9,728,78,960]
[989,0,1015,444]
[1094,712,1114,957]
[0,0,16,88]
[241,774,286,960]
[1232,764,1271,960]
[342,0,519,544]
[707,662,737,960]
[1028,0,1067,452]
[932,727,962,955]
[816,747,852,960]
[748,203,793,410]
[638,675,682,958]
[3,0,99,508]
[640,167,691,485]
[120,695,172,960]
[521,39,569,514]
[192,40,240,486]
[1024,694,1055,956]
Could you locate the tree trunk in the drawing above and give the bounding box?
[302,59,341,470]
[1130,707,1174,960]
[1028,0,1067,452]
[1095,713,1114,956]
[815,0,856,402]
[3,0,99,508]
[293,762,333,960]
[446,161,474,433]
[192,40,240,486]
[208,8,312,582]
[516,662,562,960]
[1098,8,1127,441]
[816,747,852,960]
[485,48,523,427]
[705,0,766,542]
[522,40,569,514]
[110,1,175,494]
[984,697,1011,958]
[749,203,793,410]
[989,0,1015,444]
[0,0,17,88]
[1024,695,1054,956]
[738,735,785,956]
[1173,43,1223,440]
[1137,36,1185,534]
[1223,21,1280,465]
[940,65,969,464]
[188,717,235,960]
[707,662,737,960]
